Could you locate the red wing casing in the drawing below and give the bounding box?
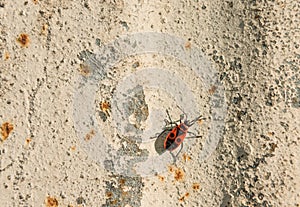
[164,123,188,151]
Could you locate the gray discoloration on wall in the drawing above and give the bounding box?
[102,175,143,207]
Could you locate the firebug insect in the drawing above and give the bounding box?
[153,108,204,163]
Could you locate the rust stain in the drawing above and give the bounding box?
[168,165,175,173]
[45,196,58,207]
[79,63,91,76]
[32,0,39,4]
[4,51,10,60]
[41,23,48,35]
[269,143,278,153]
[24,137,32,146]
[157,175,165,182]
[106,191,113,198]
[185,41,191,49]
[1,122,13,141]
[179,192,190,202]
[192,183,200,191]
[168,165,185,181]
[197,118,204,125]
[121,190,129,197]
[119,178,126,186]
[183,153,192,162]
[110,199,118,205]
[267,131,275,136]
[208,85,217,95]
[70,145,76,151]
[17,33,30,47]
[100,100,111,116]
[119,180,131,197]
[84,129,95,141]
[174,168,185,181]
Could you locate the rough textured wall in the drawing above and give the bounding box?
[0,0,299,206]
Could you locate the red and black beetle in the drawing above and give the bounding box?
[153,108,204,162]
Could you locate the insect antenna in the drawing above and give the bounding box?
[176,105,187,121]
[187,116,205,127]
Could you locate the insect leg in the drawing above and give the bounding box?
[170,143,184,163]
[150,135,159,139]
[170,152,177,164]
[187,131,198,136]
[166,109,173,122]
[150,128,171,139]
[176,143,184,157]
[188,116,206,126]
[165,109,179,126]
[185,135,202,139]
[177,105,188,120]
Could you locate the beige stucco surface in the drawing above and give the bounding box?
[0,0,299,206]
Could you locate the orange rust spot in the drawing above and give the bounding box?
[179,192,190,202]
[121,190,129,197]
[185,41,191,49]
[269,143,278,153]
[100,100,111,116]
[24,137,32,146]
[84,129,95,141]
[17,33,30,47]
[169,165,186,181]
[1,122,13,141]
[79,63,91,76]
[208,85,217,95]
[45,196,58,207]
[267,132,275,136]
[70,145,76,151]
[183,153,191,162]
[174,168,185,181]
[197,118,204,125]
[192,183,200,191]
[119,178,126,186]
[106,191,113,198]
[32,0,38,4]
[168,165,175,173]
[110,199,118,205]
[41,24,48,35]
[4,51,10,60]
[157,175,165,182]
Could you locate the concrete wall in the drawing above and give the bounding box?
[0,0,299,206]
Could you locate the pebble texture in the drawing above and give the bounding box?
[0,0,299,206]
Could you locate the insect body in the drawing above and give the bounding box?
[164,121,189,151]
[159,109,204,162]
